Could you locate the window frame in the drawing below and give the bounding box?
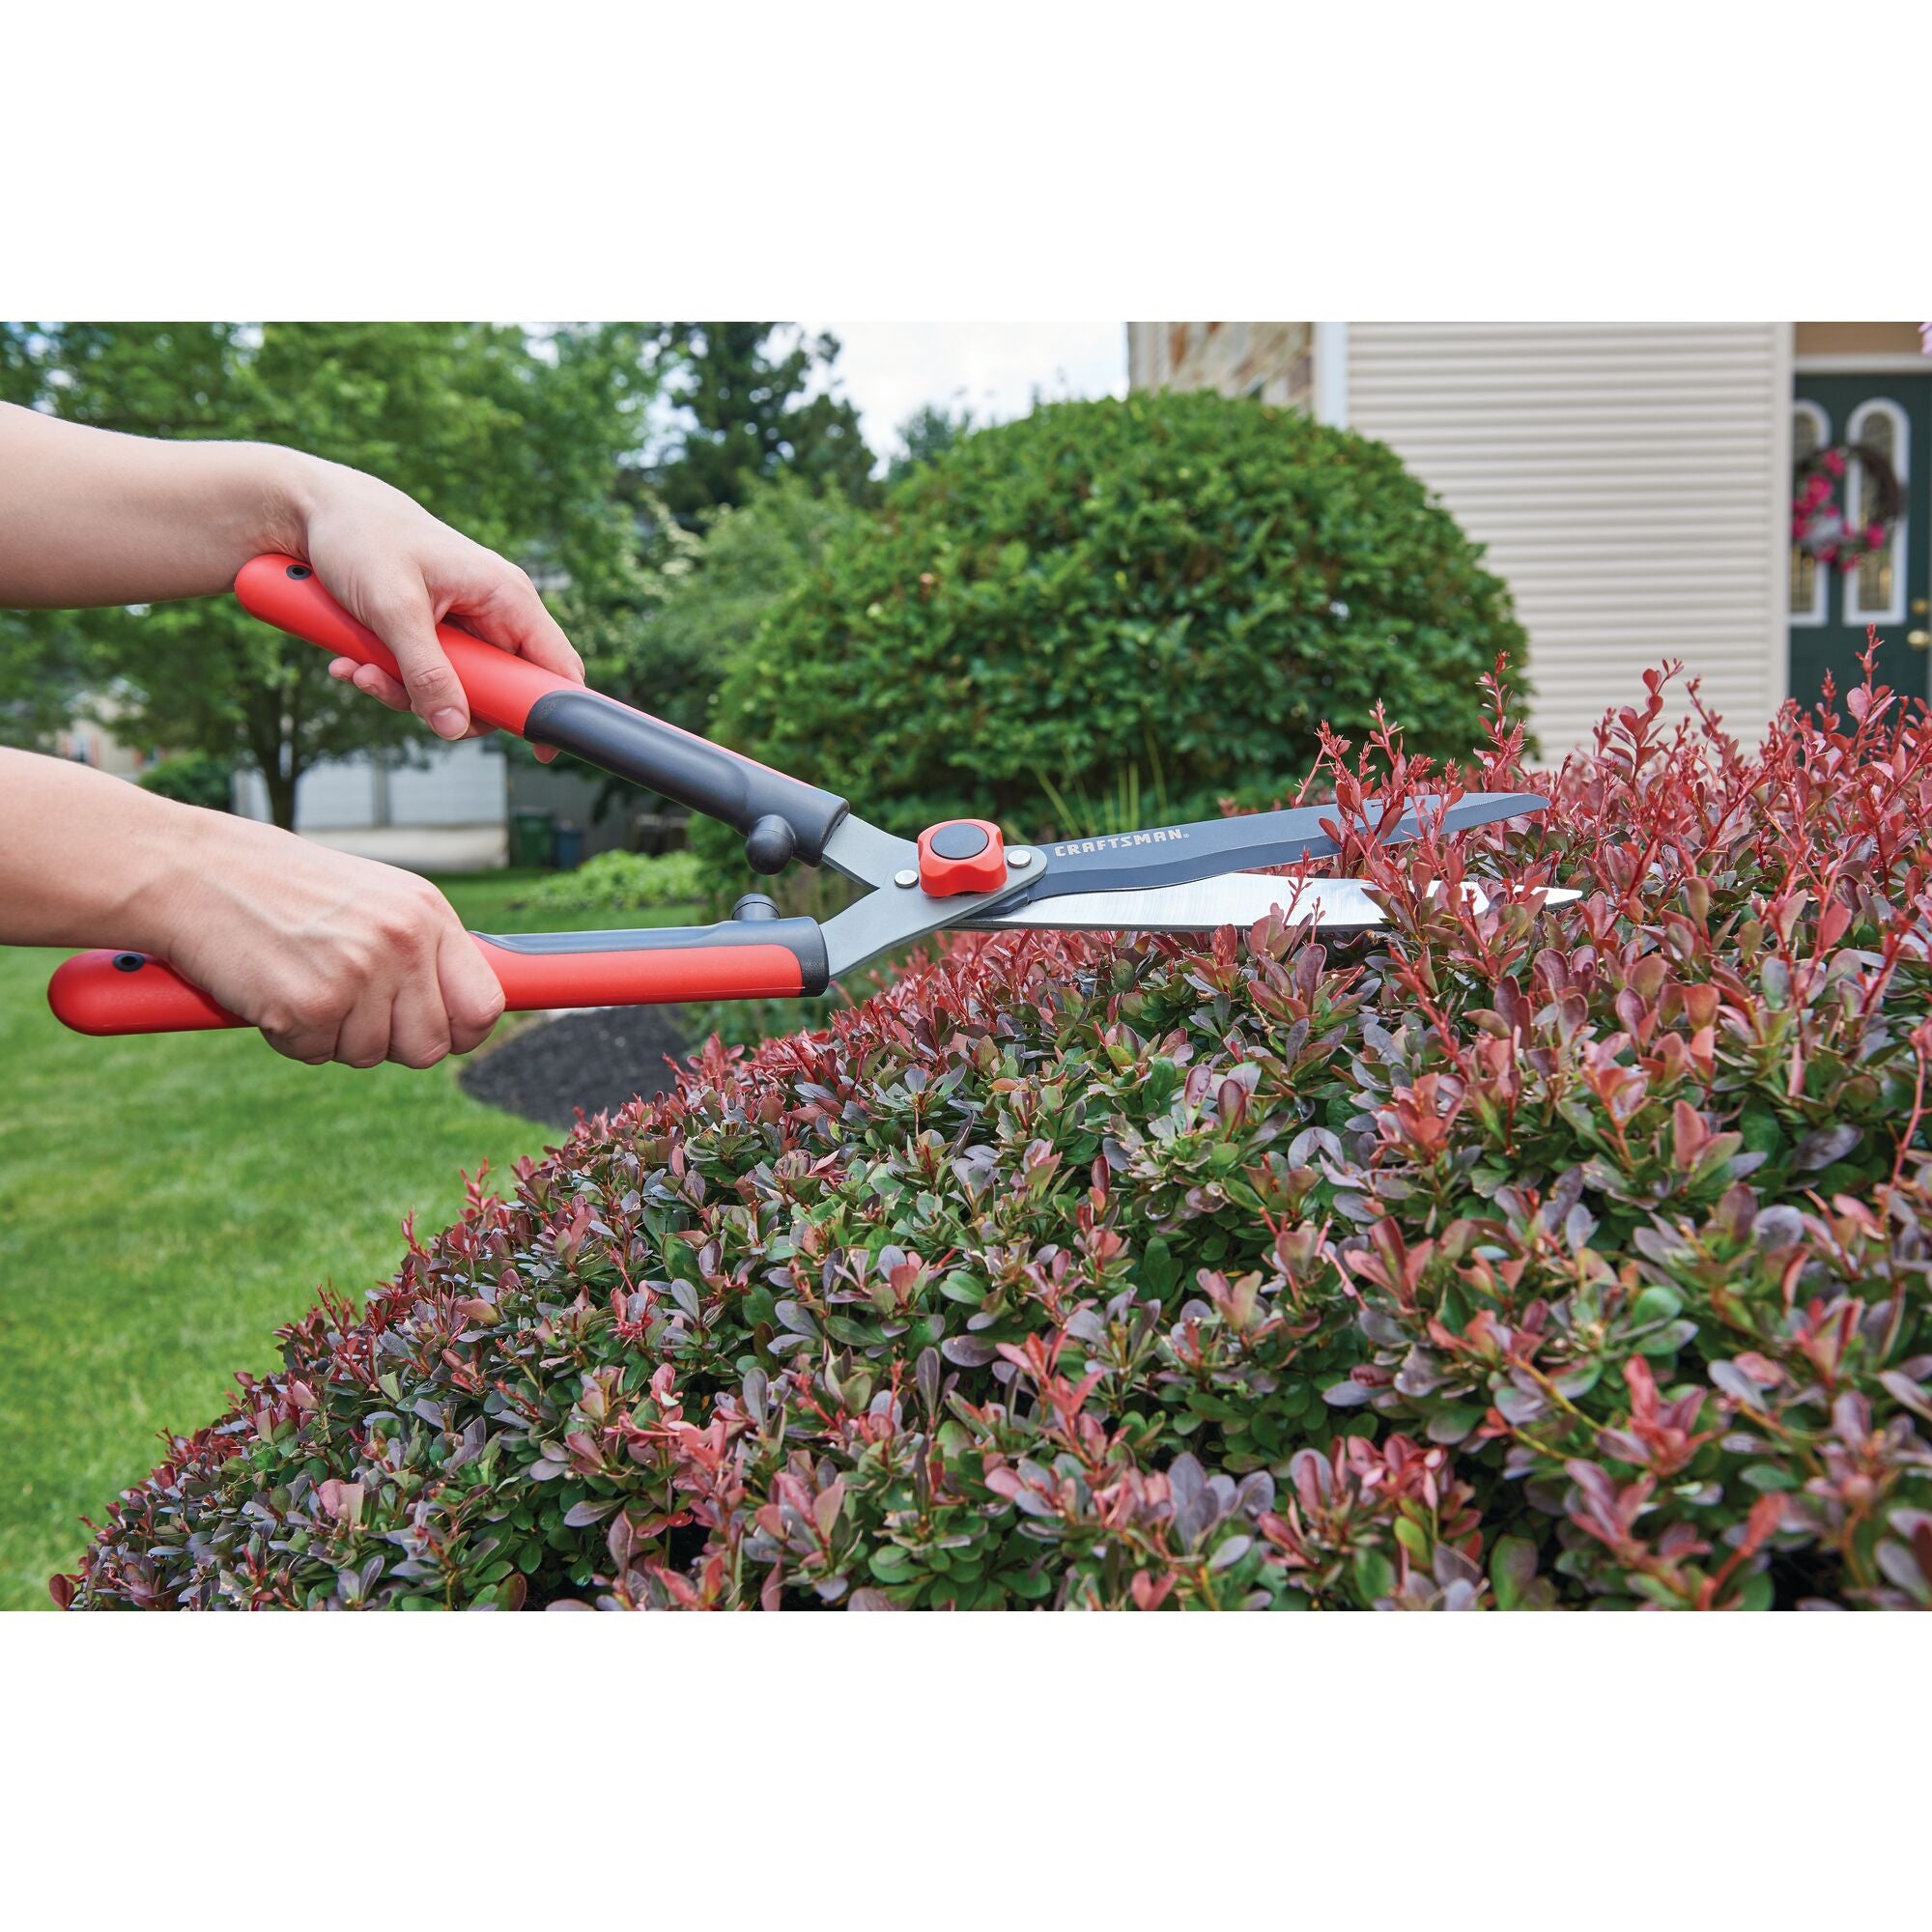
[1790,399,1831,629]
[1844,396,1910,627]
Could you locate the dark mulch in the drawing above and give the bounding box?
[459,1005,693,1129]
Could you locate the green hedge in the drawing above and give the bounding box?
[712,391,1528,837]
[512,849,706,917]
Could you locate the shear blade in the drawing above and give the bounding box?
[976,874,1580,933]
[1020,790,1550,902]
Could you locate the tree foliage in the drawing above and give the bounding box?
[714,391,1530,838]
[883,398,975,484]
[624,473,864,735]
[0,323,655,824]
[645,324,874,529]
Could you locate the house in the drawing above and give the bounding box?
[230,738,651,869]
[232,739,513,868]
[52,717,153,781]
[1126,322,1930,753]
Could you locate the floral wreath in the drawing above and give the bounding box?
[1793,441,1901,570]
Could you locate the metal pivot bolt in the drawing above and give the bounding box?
[894,868,918,888]
[1009,848,1035,867]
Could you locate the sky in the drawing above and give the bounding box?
[803,321,1126,466]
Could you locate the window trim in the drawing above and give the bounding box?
[1790,400,1831,628]
[1844,396,1910,627]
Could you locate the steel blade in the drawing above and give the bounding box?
[1019,792,1549,902]
[972,874,1579,933]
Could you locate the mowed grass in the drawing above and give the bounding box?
[0,868,651,1609]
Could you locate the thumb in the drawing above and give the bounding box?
[362,578,469,740]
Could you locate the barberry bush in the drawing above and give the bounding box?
[60,647,1932,1609]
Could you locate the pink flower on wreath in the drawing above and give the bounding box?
[1824,448,1847,476]
[1867,522,1886,546]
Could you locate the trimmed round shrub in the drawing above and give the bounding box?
[712,391,1528,833]
[60,663,1932,1610]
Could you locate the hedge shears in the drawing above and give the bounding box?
[48,554,1567,1037]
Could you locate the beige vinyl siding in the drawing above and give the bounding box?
[1345,323,1790,755]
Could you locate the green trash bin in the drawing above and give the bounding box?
[511,809,554,869]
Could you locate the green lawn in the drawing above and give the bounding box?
[0,868,646,1609]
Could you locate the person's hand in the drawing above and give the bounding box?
[290,459,584,748]
[142,810,504,1067]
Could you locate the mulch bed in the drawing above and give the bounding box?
[459,1005,693,1130]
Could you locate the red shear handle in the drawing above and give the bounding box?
[47,923,827,1038]
[235,554,849,866]
[235,553,569,733]
[48,952,242,1034]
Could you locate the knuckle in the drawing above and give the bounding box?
[405,661,461,701]
[278,989,339,1036]
[450,991,503,1040]
[378,912,429,959]
[363,584,428,639]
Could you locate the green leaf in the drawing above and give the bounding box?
[1351,1548,1396,1605]
[1489,1535,1539,1612]
[1136,1236,1182,1298]
[1632,1285,1683,1324]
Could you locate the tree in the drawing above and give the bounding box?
[0,323,656,826]
[635,473,863,735]
[0,335,95,749]
[645,324,874,527]
[0,606,92,750]
[883,398,975,484]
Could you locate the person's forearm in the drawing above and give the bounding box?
[4,747,505,1065]
[0,402,320,608]
[0,401,583,745]
[0,749,211,949]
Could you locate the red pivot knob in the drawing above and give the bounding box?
[917,818,1006,895]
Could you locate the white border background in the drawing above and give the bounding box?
[9,0,1932,1918]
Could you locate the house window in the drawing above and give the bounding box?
[1845,398,1908,626]
[1790,401,1829,627]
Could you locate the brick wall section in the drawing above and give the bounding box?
[1126,321,1315,409]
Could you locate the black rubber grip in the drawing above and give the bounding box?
[474,918,830,995]
[525,689,847,865]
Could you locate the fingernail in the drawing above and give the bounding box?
[430,707,468,739]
